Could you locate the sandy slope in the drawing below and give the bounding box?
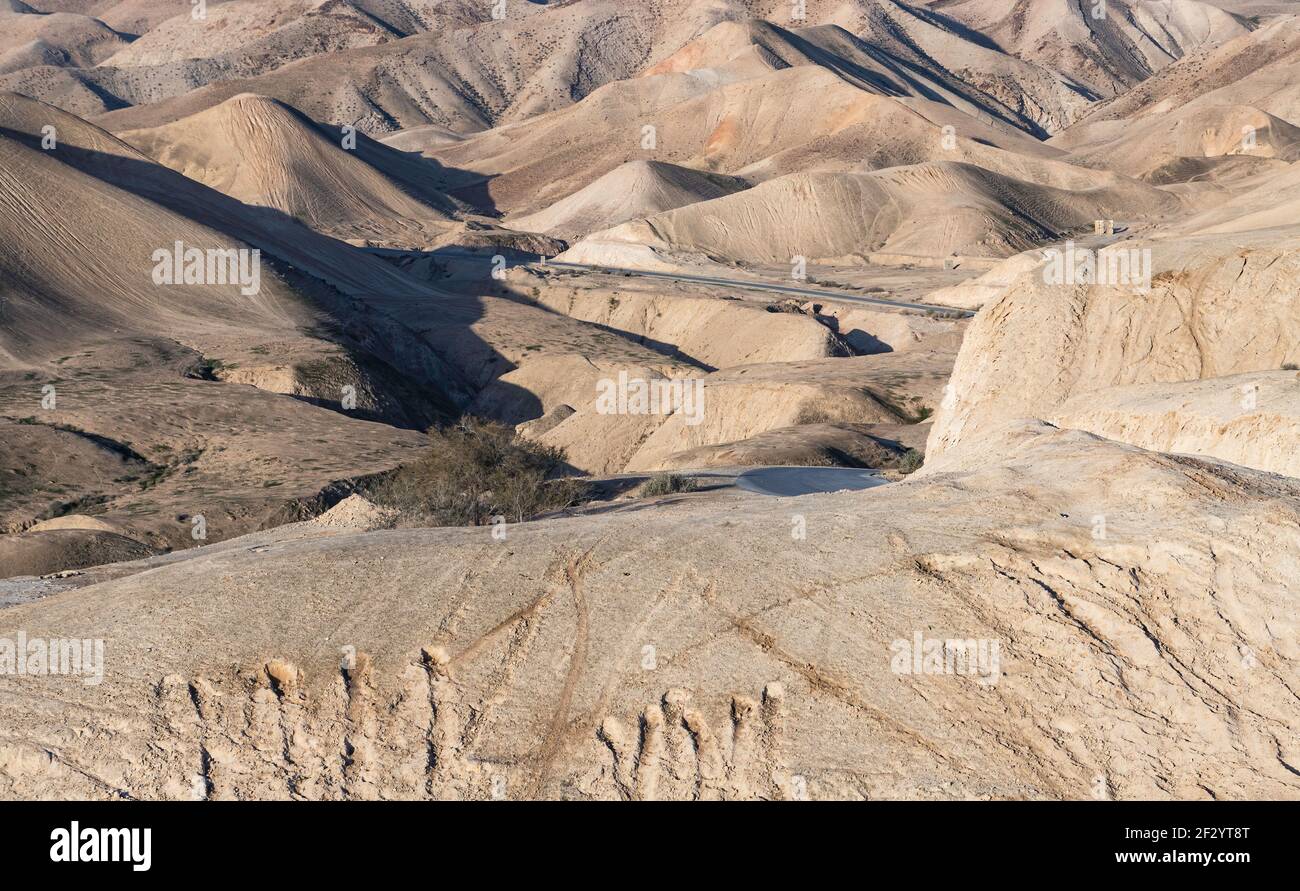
[0,0,1261,134]
[121,93,461,243]
[2,1,1300,804]
[1171,158,1300,234]
[1073,14,1300,127]
[641,17,1059,134]
[99,0,394,68]
[506,160,750,240]
[80,0,726,132]
[563,161,1182,268]
[429,64,1058,217]
[1055,104,1300,180]
[0,92,467,568]
[923,0,1249,97]
[0,93,461,390]
[0,0,400,117]
[0,7,129,71]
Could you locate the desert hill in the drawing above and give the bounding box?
[75,0,730,132]
[0,5,130,71]
[920,0,1249,97]
[120,93,462,243]
[0,0,1264,136]
[506,161,750,240]
[430,64,1056,217]
[1053,104,1300,181]
[1171,159,1300,234]
[1072,14,1300,128]
[98,0,397,69]
[558,161,1183,269]
[640,17,1054,135]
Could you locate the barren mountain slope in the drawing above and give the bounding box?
[562,161,1183,268]
[83,0,734,134]
[844,0,1105,133]
[0,92,469,566]
[429,65,1057,216]
[921,0,1249,96]
[1052,104,1300,181]
[0,6,130,70]
[0,93,469,395]
[0,343,432,574]
[0,0,403,117]
[1071,14,1300,128]
[1,0,1262,136]
[1166,154,1300,234]
[99,0,394,68]
[640,17,1065,135]
[505,161,750,240]
[2,96,818,479]
[120,93,461,243]
[2,0,1300,809]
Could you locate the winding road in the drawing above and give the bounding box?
[733,466,889,496]
[653,466,890,497]
[364,247,977,317]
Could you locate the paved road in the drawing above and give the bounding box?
[659,466,889,497]
[732,466,889,497]
[364,246,976,317]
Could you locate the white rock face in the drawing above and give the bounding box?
[1050,372,1300,479]
[928,234,1300,461]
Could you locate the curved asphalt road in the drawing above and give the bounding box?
[364,247,975,317]
[732,466,889,497]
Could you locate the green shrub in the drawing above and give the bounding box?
[372,417,589,525]
[898,448,924,475]
[640,473,699,497]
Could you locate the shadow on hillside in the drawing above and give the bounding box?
[1,127,545,432]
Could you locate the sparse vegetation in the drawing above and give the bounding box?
[1283,363,1298,371]
[370,417,590,525]
[898,448,924,475]
[639,473,699,497]
[188,357,225,380]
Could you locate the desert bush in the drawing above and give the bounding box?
[371,417,589,525]
[640,473,699,497]
[898,448,924,475]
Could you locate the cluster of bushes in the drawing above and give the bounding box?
[897,448,924,475]
[370,417,590,526]
[639,473,698,496]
